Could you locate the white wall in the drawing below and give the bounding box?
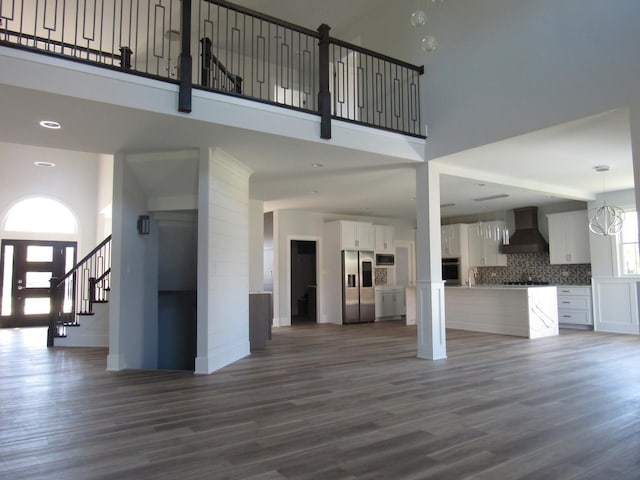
[108,154,159,370]
[195,148,252,374]
[96,154,114,241]
[350,0,640,160]
[249,199,265,292]
[0,142,99,256]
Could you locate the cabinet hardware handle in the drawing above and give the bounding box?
[562,315,572,318]
[562,301,571,304]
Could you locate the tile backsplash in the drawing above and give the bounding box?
[375,268,388,286]
[476,252,591,285]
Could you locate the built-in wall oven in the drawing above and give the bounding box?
[442,258,461,285]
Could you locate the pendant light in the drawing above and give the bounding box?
[410,1,444,53]
[588,165,625,236]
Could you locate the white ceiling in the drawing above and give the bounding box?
[0,0,635,221]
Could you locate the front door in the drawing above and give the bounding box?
[0,240,76,328]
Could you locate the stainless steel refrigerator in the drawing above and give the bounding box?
[342,250,375,324]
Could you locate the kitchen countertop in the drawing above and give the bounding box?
[445,286,559,338]
[447,285,557,290]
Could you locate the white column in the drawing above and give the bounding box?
[632,101,640,237]
[415,162,447,360]
[195,147,253,374]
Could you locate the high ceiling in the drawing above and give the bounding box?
[0,0,635,221]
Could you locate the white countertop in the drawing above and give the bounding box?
[447,285,557,291]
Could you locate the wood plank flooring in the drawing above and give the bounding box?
[1,323,639,479]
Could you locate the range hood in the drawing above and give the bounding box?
[501,206,549,254]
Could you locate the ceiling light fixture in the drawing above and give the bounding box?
[39,120,61,129]
[34,161,56,168]
[473,194,510,202]
[410,1,444,52]
[588,165,624,236]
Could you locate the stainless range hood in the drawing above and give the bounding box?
[501,206,549,254]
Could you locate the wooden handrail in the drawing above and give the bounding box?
[95,268,112,284]
[55,235,112,288]
[203,0,319,38]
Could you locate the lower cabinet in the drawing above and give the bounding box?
[375,287,406,319]
[557,286,593,328]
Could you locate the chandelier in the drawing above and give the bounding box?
[410,0,444,52]
[588,165,625,236]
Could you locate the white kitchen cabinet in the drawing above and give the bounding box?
[547,211,590,264]
[332,220,374,251]
[557,286,593,327]
[374,225,395,253]
[468,221,508,267]
[375,287,405,319]
[441,224,467,259]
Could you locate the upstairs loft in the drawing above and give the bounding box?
[0,0,425,141]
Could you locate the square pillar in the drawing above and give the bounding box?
[195,147,253,374]
[415,162,447,360]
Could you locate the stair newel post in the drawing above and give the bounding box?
[200,37,213,88]
[178,0,192,113]
[47,277,58,347]
[119,46,132,70]
[317,23,332,139]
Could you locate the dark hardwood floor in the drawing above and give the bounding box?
[1,323,639,479]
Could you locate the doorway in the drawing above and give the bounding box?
[290,240,317,324]
[0,240,77,328]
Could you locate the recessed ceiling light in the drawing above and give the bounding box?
[34,161,56,168]
[39,120,61,129]
[312,163,324,168]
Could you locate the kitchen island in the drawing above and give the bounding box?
[445,286,558,338]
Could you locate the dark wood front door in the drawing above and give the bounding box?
[0,240,77,328]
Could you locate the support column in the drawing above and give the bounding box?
[631,101,640,234]
[415,162,447,360]
[195,148,253,374]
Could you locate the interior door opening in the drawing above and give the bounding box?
[290,240,317,325]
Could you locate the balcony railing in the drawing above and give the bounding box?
[0,0,425,139]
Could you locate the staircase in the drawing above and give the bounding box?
[48,235,111,347]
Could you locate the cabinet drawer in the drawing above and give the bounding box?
[558,310,591,325]
[556,287,590,296]
[557,296,590,309]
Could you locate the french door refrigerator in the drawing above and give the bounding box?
[342,250,375,324]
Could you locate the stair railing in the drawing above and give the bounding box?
[48,235,112,347]
[200,37,243,94]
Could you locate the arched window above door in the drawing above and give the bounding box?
[3,197,78,234]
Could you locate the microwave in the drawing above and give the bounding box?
[375,253,395,266]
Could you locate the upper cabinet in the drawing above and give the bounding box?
[547,210,590,264]
[441,224,467,258]
[468,221,508,267]
[333,220,374,251]
[374,225,395,253]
